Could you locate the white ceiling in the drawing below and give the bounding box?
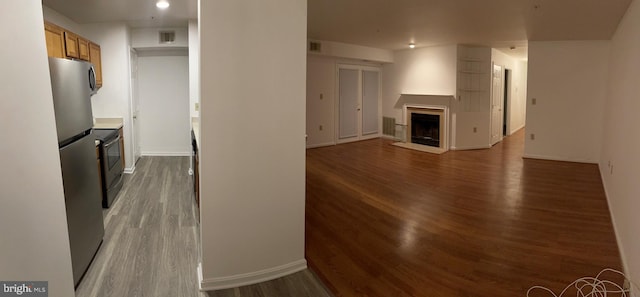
[308,0,632,59]
[42,0,197,28]
[43,0,631,59]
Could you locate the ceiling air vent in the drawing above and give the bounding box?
[309,41,322,53]
[159,31,176,44]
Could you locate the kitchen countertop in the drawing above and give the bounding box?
[192,117,200,149]
[94,117,123,130]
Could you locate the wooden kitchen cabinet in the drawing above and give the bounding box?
[78,37,90,61]
[64,31,80,59]
[44,22,65,58]
[44,21,102,87]
[118,128,125,169]
[89,42,103,88]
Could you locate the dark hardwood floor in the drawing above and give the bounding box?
[305,129,622,297]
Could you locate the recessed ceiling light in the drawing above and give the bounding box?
[409,43,416,49]
[156,0,170,9]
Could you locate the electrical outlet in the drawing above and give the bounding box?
[532,98,537,105]
[319,125,323,131]
[473,127,477,133]
[320,93,324,100]
[530,133,535,140]
[195,102,200,111]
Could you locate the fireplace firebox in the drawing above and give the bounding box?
[410,113,440,147]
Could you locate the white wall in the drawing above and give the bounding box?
[309,39,394,63]
[83,23,135,170]
[525,41,610,163]
[512,60,528,133]
[306,55,336,147]
[188,20,200,118]
[131,27,188,49]
[137,52,191,155]
[305,55,383,148]
[382,45,458,122]
[42,5,86,36]
[199,0,307,290]
[454,46,492,150]
[491,49,528,135]
[600,0,640,285]
[0,1,75,296]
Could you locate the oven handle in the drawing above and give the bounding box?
[104,135,120,148]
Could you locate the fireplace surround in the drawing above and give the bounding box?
[393,104,449,154]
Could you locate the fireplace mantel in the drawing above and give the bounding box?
[393,94,455,110]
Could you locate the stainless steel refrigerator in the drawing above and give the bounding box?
[48,57,104,287]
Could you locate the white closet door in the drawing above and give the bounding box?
[338,68,359,139]
[362,70,379,135]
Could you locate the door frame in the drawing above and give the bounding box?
[335,64,382,144]
[490,63,504,145]
[128,47,141,167]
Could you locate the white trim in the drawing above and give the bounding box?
[123,166,135,174]
[381,134,398,141]
[402,104,450,152]
[522,153,597,164]
[451,145,492,151]
[198,259,307,291]
[141,151,192,157]
[306,142,335,149]
[509,124,525,135]
[598,163,630,280]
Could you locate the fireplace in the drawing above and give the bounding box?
[410,113,440,147]
[391,96,451,154]
[395,105,448,154]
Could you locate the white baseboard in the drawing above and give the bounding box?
[598,163,630,280]
[509,124,525,135]
[381,134,398,141]
[141,151,192,157]
[123,166,135,174]
[198,259,307,291]
[522,153,598,164]
[306,142,335,149]
[451,144,492,151]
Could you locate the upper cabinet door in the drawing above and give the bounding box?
[64,31,80,59]
[78,37,90,61]
[89,43,102,88]
[44,22,65,58]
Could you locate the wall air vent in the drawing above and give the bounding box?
[309,41,322,53]
[159,31,176,44]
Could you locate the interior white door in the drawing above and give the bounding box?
[130,48,141,164]
[337,65,381,144]
[491,64,504,145]
[338,68,360,140]
[362,70,379,135]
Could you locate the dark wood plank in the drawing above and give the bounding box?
[305,129,622,297]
